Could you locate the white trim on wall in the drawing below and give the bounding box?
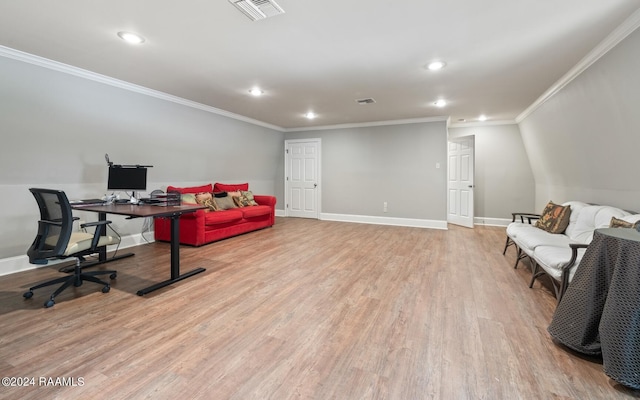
[0,233,153,277]
[288,116,449,132]
[474,217,511,227]
[0,46,284,132]
[0,46,449,133]
[319,213,448,230]
[516,8,640,123]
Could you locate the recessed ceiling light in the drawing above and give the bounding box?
[249,88,264,96]
[117,31,145,44]
[478,114,488,121]
[427,61,446,71]
[304,112,317,119]
[434,99,447,107]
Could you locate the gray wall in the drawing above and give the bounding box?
[449,124,535,219]
[519,27,640,212]
[0,55,283,259]
[284,121,448,221]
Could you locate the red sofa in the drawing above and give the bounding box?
[154,182,276,246]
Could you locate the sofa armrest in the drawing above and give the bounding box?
[563,243,589,270]
[254,195,277,208]
[556,242,590,301]
[254,195,276,226]
[179,208,205,220]
[511,212,541,223]
[154,208,207,246]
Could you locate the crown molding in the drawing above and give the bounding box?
[0,46,461,134]
[516,8,640,123]
[0,45,285,132]
[448,119,517,129]
[285,116,449,132]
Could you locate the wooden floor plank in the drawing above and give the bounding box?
[1,217,639,399]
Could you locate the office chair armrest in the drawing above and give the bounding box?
[40,218,64,227]
[80,220,113,229]
[80,220,114,250]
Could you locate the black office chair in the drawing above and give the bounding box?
[23,188,119,308]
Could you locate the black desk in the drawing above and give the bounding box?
[548,228,640,389]
[72,203,206,296]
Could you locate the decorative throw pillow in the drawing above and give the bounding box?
[234,194,255,207]
[194,192,219,212]
[181,193,197,205]
[214,195,237,210]
[610,217,634,228]
[535,201,571,234]
[195,192,211,203]
[213,191,228,198]
[240,190,259,206]
[227,191,242,198]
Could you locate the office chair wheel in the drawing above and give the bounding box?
[23,291,33,299]
[110,273,117,280]
[102,285,110,293]
[44,299,55,308]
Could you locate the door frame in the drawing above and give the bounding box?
[284,138,322,218]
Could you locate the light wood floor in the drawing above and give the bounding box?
[1,218,639,399]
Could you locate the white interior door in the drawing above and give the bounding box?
[447,136,475,228]
[285,139,321,219]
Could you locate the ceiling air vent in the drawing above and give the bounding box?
[229,0,285,21]
[356,98,376,105]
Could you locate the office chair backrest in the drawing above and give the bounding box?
[27,188,74,264]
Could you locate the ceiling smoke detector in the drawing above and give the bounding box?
[356,98,376,105]
[228,0,285,21]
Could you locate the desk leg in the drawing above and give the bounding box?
[136,213,206,296]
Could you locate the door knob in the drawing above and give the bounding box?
[468,185,474,188]
[314,183,318,188]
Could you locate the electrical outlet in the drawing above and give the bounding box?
[383,202,388,213]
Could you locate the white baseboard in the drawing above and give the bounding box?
[319,213,448,230]
[474,217,511,227]
[0,232,154,277]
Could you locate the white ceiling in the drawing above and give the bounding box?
[1,0,639,130]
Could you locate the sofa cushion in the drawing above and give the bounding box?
[204,210,243,225]
[241,205,272,219]
[533,245,587,282]
[535,201,571,234]
[167,184,213,194]
[214,182,249,192]
[506,222,538,239]
[513,227,572,252]
[562,201,590,239]
[569,206,630,243]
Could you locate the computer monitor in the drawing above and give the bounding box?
[107,166,147,203]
